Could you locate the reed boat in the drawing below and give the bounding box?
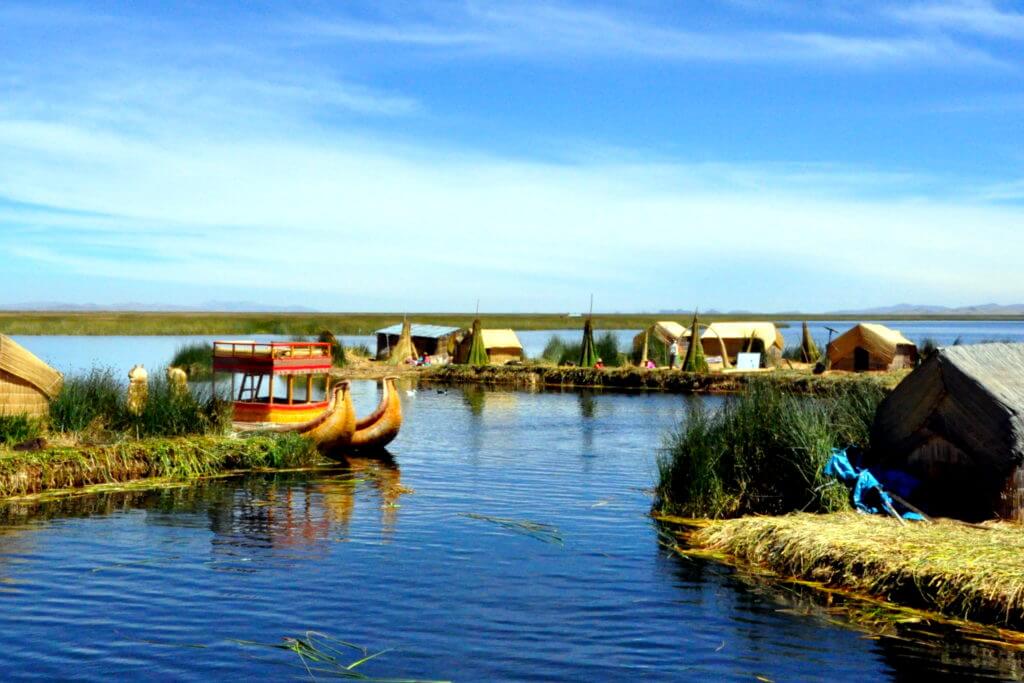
[348,377,402,451]
[212,341,402,453]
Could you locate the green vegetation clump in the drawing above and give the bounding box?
[0,434,320,497]
[0,415,42,446]
[170,342,212,378]
[654,380,886,518]
[594,331,624,367]
[49,368,123,433]
[49,368,229,438]
[317,330,347,367]
[121,376,231,438]
[541,335,566,363]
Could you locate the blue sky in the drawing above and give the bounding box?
[1,1,1022,312]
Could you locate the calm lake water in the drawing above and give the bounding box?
[1,380,1022,680]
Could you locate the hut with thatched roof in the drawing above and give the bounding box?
[700,322,785,364]
[374,323,463,361]
[632,321,686,365]
[0,335,63,418]
[456,329,523,365]
[870,343,1024,521]
[827,323,917,372]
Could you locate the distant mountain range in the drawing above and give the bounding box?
[0,301,319,313]
[827,303,1024,316]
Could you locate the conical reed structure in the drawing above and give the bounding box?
[578,318,598,368]
[387,319,418,365]
[800,321,821,363]
[467,319,489,366]
[680,312,708,373]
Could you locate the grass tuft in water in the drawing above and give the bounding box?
[233,631,450,682]
[460,512,564,545]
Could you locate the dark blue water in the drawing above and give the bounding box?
[0,383,1020,680]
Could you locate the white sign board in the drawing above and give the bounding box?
[736,353,761,370]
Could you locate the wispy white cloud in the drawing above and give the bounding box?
[294,1,1007,68]
[888,1,1024,39]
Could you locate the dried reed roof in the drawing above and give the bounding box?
[701,322,784,350]
[828,323,916,366]
[633,321,687,346]
[0,334,63,398]
[480,329,523,350]
[873,343,1024,471]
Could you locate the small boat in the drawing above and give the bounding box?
[212,341,402,454]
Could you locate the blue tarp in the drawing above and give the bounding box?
[824,448,924,521]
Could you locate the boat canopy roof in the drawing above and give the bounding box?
[375,323,462,338]
[212,340,333,376]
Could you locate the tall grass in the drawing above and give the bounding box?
[49,368,230,438]
[539,332,623,366]
[49,368,123,433]
[654,380,886,518]
[0,415,42,446]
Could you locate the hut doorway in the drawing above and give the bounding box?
[854,347,870,372]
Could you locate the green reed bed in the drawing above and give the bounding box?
[0,433,318,497]
[0,415,42,447]
[49,369,229,438]
[690,512,1024,630]
[170,342,213,378]
[653,380,886,518]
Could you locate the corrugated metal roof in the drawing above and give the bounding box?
[374,323,462,338]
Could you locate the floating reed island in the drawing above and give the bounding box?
[654,342,1024,632]
[662,513,1024,631]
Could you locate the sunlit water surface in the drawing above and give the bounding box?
[1,382,1022,680]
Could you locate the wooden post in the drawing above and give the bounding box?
[287,376,294,405]
[306,375,313,404]
[231,373,236,401]
[268,373,274,405]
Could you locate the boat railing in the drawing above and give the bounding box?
[213,341,331,360]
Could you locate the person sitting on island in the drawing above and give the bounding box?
[594,357,605,369]
[645,359,656,369]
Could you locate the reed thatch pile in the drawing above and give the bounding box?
[386,320,418,365]
[466,319,489,366]
[692,512,1024,629]
[578,318,597,368]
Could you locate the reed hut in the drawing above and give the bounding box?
[632,321,687,365]
[870,343,1024,521]
[827,323,917,372]
[700,322,784,364]
[456,328,523,365]
[0,335,63,418]
[375,324,463,361]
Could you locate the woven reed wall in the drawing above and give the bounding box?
[0,370,50,417]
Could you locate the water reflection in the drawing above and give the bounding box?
[318,454,408,541]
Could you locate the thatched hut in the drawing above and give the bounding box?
[456,329,523,365]
[700,322,784,364]
[870,343,1024,521]
[0,335,63,417]
[631,321,686,363]
[827,323,917,372]
[375,324,463,361]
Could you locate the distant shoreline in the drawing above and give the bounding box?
[2,311,1023,336]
